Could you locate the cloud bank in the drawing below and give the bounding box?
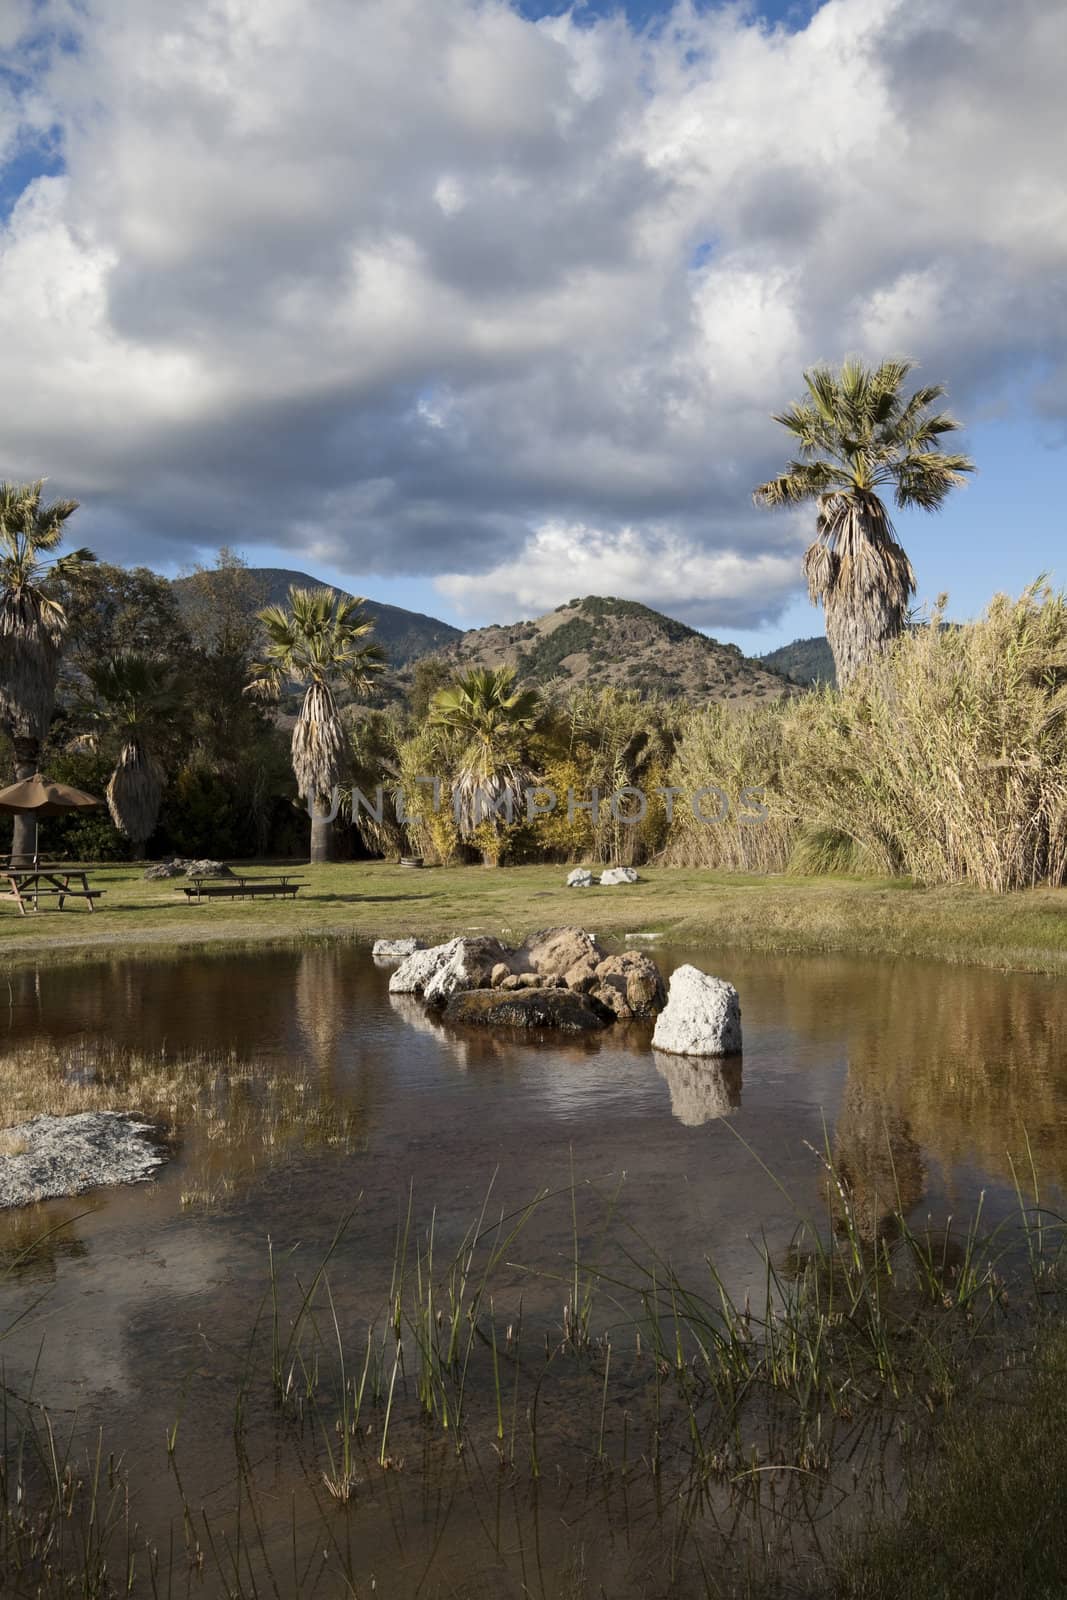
[0,0,1064,627]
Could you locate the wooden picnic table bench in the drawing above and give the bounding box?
[1,868,105,915]
[176,872,306,904]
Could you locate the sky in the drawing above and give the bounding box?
[0,0,1064,657]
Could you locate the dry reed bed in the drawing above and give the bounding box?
[665,583,1067,890]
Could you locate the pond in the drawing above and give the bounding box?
[1,938,1065,1597]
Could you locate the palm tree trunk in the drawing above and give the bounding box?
[9,733,39,865]
[310,811,335,864]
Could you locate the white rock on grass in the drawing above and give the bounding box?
[651,965,742,1057]
[372,938,424,960]
[0,1112,168,1210]
[600,867,639,885]
[566,868,594,888]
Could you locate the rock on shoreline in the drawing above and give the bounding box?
[0,1112,169,1210]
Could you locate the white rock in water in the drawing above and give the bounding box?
[0,1112,168,1210]
[422,937,512,1004]
[600,867,639,885]
[566,868,594,888]
[372,938,424,960]
[389,939,462,994]
[389,936,512,999]
[651,965,742,1057]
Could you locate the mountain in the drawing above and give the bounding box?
[171,567,461,666]
[174,570,795,704]
[440,596,796,704]
[758,635,836,688]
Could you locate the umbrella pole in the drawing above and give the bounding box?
[34,815,39,870]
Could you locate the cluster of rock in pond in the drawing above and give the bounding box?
[375,928,741,1057]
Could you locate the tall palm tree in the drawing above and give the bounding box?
[0,480,93,861]
[84,655,178,858]
[246,587,385,864]
[754,359,974,687]
[430,666,540,863]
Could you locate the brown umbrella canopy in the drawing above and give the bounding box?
[0,776,103,816]
[0,776,103,867]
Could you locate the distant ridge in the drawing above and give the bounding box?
[173,570,798,704]
[172,566,461,666]
[758,634,835,688]
[440,595,795,705]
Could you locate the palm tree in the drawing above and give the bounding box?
[429,666,540,863]
[754,359,974,687]
[0,480,93,861]
[84,655,177,858]
[245,587,385,864]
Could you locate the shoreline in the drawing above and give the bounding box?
[0,862,1063,975]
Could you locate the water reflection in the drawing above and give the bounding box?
[831,1075,926,1240]
[653,1051,742,1126]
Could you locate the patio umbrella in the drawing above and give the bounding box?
[0,775,103,868]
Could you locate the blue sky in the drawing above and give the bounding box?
[1,0,1063,653]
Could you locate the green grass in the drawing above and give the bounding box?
[0,861,1065,973]
[825,1322,1067,1598]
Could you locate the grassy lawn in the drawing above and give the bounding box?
[0,860,1064,972]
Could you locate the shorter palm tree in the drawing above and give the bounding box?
[754,358,974,687]
[246,588,385,864]
[430,666,540,863]
[84,655,178,858]
[0,480,93,860]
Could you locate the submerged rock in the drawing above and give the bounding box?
[0,1112,168,1210]
[442,988,612,1032]
[651,965,742,1057]
[600,867,639,885]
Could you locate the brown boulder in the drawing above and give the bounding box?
[592,983,633,1021]
[511,927,608,980]
[593,952,666,1019]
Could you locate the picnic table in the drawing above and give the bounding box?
[1,867,105,915]
[177,871,305,904]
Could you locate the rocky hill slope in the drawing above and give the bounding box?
[171,567,460,666]
[758,634,835,688]
[440,596,794,704]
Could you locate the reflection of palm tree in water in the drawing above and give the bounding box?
[294,948,348,1089]
[832,1074,925,1241]
[293,949,382,1139]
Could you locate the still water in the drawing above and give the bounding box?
[1,939,1065,1596]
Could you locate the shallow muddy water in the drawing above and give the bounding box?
[1,938,1065,1596]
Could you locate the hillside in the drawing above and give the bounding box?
[759,635,836,688]
[171,567,460,666]
[440,596,795,704]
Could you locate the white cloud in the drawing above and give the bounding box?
[0,0,1063,626]
[435,518,807,629]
